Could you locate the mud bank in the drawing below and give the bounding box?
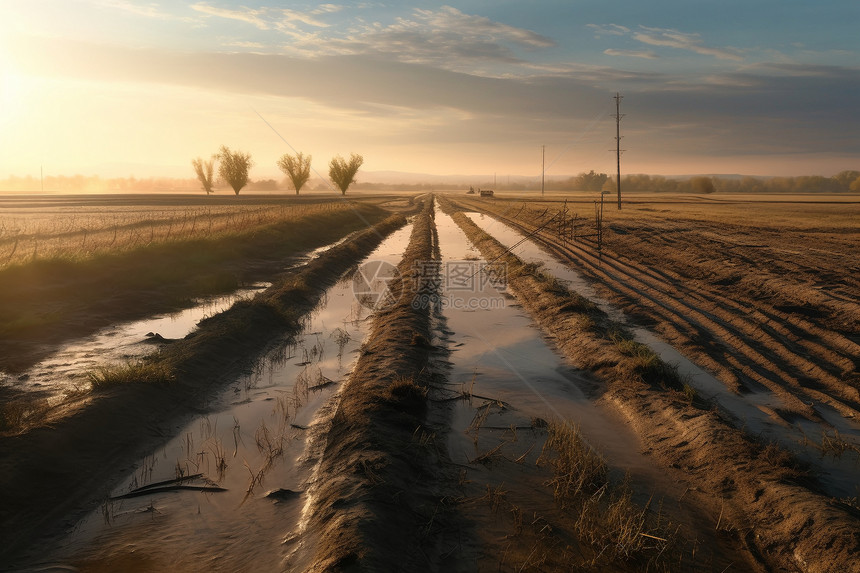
[443,199,860,572]
[455,196,860,429]
[303,197,465,571]
[0,212,408,566]
[462,211,860,501]
[0,203,389,375]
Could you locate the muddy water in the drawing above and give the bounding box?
[432,206,745,563]
[34,225,414,571]
[436,208,646,470]
[0,240,351,403]
[465,212,860,500]
[0,284,270,401]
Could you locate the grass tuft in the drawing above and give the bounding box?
[0,399,51,434]
[538,421,608,505]
[87,360,175,390]
[538,420,679,565]
[386,375,428,417]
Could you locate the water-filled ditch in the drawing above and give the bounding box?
[432,206,751,567]
[464,211,860,500]
[0,238,350,403]
[34,224,414,570]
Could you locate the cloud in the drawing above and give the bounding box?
[285,6,555,74]
[414,6,555,49]
[191,3,271,30]
[312,4,342,16]
[12,35,595,122]
[590,23,742,61]
[633,26,742,61]
[276,8,333,30]
[587,24,630,37]
[189,2,336,31]
[14,35,860,164]
[94,0,187,21]
[222,40,265,49]
[604,48,657,59]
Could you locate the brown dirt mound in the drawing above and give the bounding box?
[305,197,467,571]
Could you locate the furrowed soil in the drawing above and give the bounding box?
[450,193,860,424]
[444,193,860,572]
[303,196,464,571]
[2,191,858,572]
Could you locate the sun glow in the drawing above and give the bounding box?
[0,41,25,129]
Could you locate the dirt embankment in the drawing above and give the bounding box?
[443,200,860,573]
[0,203,391,375]
[0,212,409,567]
[453,196,860,426]
[304,197,467,572]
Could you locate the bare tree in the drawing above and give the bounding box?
[329,153,364,195]
[277,152,312,195]
[217,145,253,195]
[191,156,216,195]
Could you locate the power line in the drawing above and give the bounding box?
[612,93,625,210]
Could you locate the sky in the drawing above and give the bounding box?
[1,0,858,180]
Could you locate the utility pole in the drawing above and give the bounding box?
[613,93,624,210]
[541,145,545,197]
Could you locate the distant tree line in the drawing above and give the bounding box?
[353,182,465,192]
[616,171,860,194]
[515,170,860,194]
[3,168,858,195]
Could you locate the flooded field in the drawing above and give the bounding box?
[1,284,267,401]
[22,224,413,570]
[2,193,858,572]
[463,211,860,501]
[434,206,747,569]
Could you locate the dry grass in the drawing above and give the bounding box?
[537,420,678,566]
[0,201,351,269]
[0,399,51,434]
[86,360,175,390]
[819,429,860,459]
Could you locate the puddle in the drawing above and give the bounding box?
[435,206,695,499]
[465,212,860,499]
[2,284,270,402]
[32,224,414,571]
[1,236,354,403]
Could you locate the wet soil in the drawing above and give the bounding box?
[0,201,391,375]
[462,211,860,501]
[3,192,858,572]
[302,196,467,571]
[433,205,752,571]
[450,195,860,425]
[443,195,860,572]
[0,212,408,567]
[27,223,418,571]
